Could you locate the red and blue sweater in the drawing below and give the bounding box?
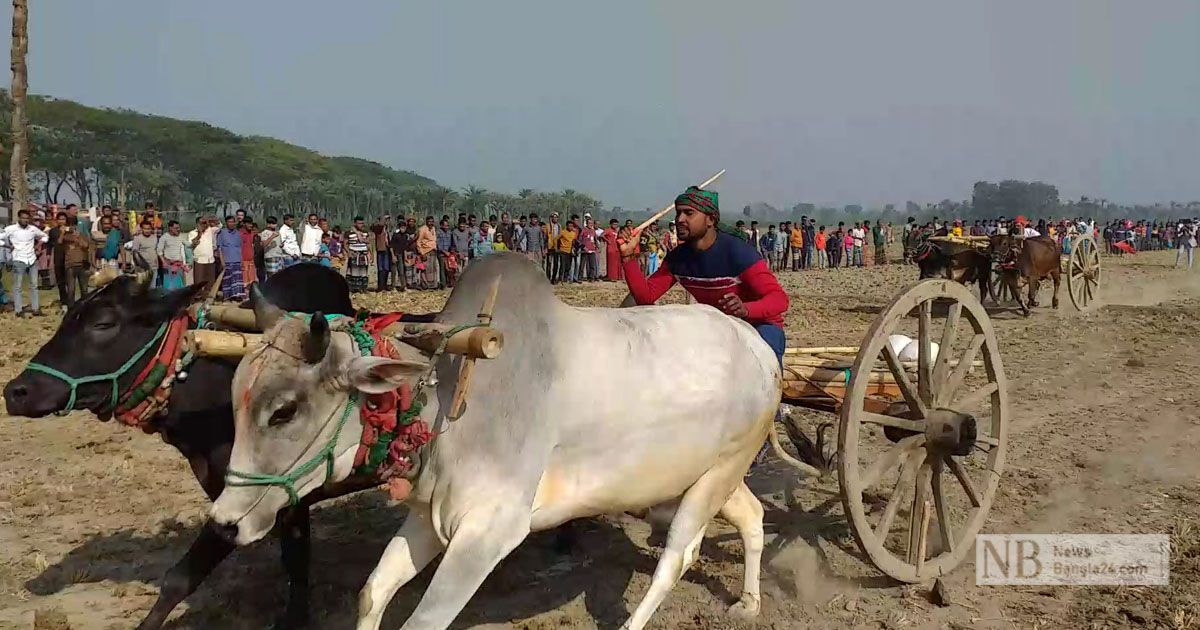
[623,232,789,328]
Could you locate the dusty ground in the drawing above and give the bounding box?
[2,247,1199,629]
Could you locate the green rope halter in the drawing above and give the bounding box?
[24,321,170,413]
[224,315,482,507]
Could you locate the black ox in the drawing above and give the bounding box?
[912,236,993,300]
[3,264,434,630]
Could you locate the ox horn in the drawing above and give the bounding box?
[87,267,121,289]
[250,284,285,331]
[206,268,224,301]
[303,312,330,364]
[134,269,153,291]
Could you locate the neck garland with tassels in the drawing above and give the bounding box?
[113,313,194,431]
[348,313,435,501]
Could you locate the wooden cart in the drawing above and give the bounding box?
[780,279,1009,583]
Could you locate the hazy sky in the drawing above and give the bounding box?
[14,0,1200,210]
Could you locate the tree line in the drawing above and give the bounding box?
[742,180,1200,226]
[6,92,1197,229]
[0,92,612,226]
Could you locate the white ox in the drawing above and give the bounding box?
[210,252,809,630]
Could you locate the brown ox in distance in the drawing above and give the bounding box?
[995,235,1062,316]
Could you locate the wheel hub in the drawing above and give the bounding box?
[924,408,977,456]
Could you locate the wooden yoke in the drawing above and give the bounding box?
[445,275,501,420]
[188,303,258,330]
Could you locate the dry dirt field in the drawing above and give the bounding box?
[2,248,1199,629]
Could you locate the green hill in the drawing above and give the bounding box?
[0,91,443,221]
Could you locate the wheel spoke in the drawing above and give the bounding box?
[882,344,928,419]
[931,301,961,402]
[952,381,998,412]
[975,433,1000,448]
[945,454,981,507]
[940,333,985,407]
[860,411,925,433]
[918,300,933,405]
[876,450,921,539]
[862,434,924,488]
[931,458,954,553]
[908,460,933,565]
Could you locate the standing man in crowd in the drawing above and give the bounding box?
[189,216,220,288]
[215,215,245,301]
[789,221,804,271]
[57,215,92,308]
[850,221,866,267]
[278,214,301,268]
[872,219,887,265]
[759,224,777,271]
[829,222,845,269]
[157,220,189,290]
[130,220,160,284]
[300,213,323,262]
[802,217,816,270]
[259,216,284,279]
[435,217,453,287]
[3,209,49,317]
[579,216,599,281]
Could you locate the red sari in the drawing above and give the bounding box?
[603,227,621,281]
[240,228,258,286]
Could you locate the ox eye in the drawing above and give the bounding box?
[94,320,116,331]
[268,401,298,426]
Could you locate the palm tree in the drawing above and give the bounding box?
[460,185,488,215]
[9,0,29,211]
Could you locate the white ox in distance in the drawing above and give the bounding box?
[209,252,810,630]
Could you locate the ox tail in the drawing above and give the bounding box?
[767,422,824,478]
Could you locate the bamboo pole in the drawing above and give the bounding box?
[383,322,504,360]
[783,356,981,371]
[783,365,896,384]
[784,346,861,355]
[188,330,263,359]
[189,303,259,330]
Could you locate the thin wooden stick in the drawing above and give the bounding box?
[631,169,725,236]
[784,346,861,355]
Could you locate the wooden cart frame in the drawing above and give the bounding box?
[781,279,1009,583]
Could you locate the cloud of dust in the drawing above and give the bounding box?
[1099,269,1200,307]
[768,542,858,603]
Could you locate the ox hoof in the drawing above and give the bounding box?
[728,597,761,620]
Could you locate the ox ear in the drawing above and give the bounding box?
[346,356,428,394]
[250,284,285,331]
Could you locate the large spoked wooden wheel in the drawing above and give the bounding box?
[838,279,1009,583]
[987,257,1015,305]
[1067,235,1102,311]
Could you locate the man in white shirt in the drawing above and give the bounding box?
[2,209,50,316]
[849,223,867,267]
[188,216,220,288]
[278,214,301,266]
[300,213,323,260]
